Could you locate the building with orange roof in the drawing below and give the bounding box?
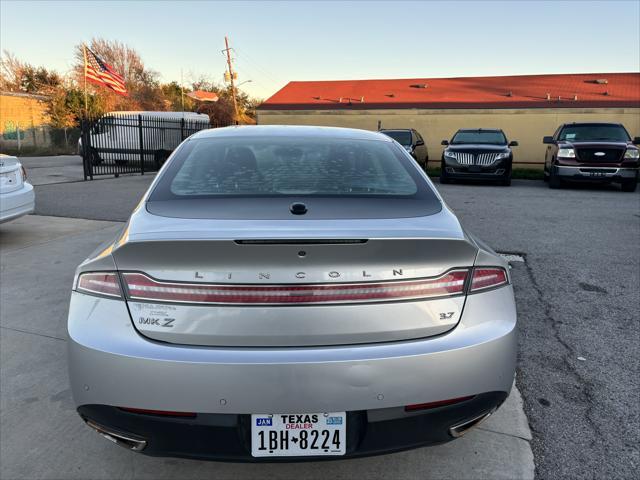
[257,73,640,168]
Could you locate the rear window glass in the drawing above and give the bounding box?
[380,131,412,146]
[558,124,630,142]
[452,131,506,145]
[151,136,422,199]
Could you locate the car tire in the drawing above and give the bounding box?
[549,167,562,189]
[620,178,638,192]
[501,176,512,186]
[440,160,451,184]
[90,148,103,166]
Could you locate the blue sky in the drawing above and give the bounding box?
[1,0,638,99]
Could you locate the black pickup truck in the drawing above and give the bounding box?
[543,122,640,192]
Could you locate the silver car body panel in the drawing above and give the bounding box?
[68,284,516,413]
[69,125,516,419]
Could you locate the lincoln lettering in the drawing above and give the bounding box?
[193,269,407,281]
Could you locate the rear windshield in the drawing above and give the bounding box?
[451,131,506,145]
[558,124,630,142]
[151,136,423,199]
[380,131,412,146]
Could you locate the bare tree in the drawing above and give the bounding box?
[73,38,158,88]
[0,50,61,93]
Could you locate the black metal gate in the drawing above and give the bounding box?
[80,114,214,179]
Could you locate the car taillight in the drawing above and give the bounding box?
[470,267,508,292]
[121,270,469,305]
[76,272,122,298]
[118,407,196,418]
[405,395,475,412]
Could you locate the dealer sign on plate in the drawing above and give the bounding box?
[251,412,346,457]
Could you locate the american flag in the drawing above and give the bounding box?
[84,46,128,96]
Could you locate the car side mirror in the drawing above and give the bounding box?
[633,137,640,145]
[441,140,449,146]
[543,136,555,144]
[508,140,519,147]
[415,139,424,146]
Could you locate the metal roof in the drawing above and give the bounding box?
[258,73,640,110]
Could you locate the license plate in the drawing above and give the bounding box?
[588,171,606,177]
[251,412,346,457]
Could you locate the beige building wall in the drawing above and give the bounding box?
[0,92,52,149]
[257,107,640,169]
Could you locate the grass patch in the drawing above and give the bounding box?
[1,146,77,156]
[426,166,441,177]
[511,168,544,180]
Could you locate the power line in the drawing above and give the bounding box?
[233,46,286,85]
[232,64,274,98]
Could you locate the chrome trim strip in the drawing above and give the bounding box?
[555,165,638,178]
[85,419,147,451]
[449,408,496,438]
[121,269,471,306]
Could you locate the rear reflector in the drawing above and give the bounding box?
[76,272,122,298]
[470,268,508,292]
[405,395,475,412]
[118,407,196,418]
[122,270,469,305]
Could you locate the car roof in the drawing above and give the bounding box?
[191,125,394,141]
[456,128,504,133]
[559,122,624,127]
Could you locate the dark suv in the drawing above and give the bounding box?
[543,122,640,192]
[440,129,517,186]
[379,129,428,169]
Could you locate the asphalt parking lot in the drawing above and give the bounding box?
[2,156,639,479]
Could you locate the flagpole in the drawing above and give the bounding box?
[82,44,88,116]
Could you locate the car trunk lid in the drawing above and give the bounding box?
[112,214,478,347]
[0,155,23,194]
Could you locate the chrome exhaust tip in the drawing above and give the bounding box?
[85,419,147,451]
[449,408,495,438]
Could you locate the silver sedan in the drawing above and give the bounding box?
[67,125,517,461]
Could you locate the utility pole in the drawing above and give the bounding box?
[223,36,239,124]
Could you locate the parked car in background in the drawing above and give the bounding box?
[0,154,34,223]
[379,128,428,169]
[440,129,517,186]
[78,111,210,166]
[543,122,640,192]
[68,126,516,461]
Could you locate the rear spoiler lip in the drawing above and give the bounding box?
[126,200,468,243]
[123,232,470,242]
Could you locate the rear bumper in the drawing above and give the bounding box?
[0,183,35,223]
[68,285,517,459]
[554,165,638,182]
[78,391,507,461]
